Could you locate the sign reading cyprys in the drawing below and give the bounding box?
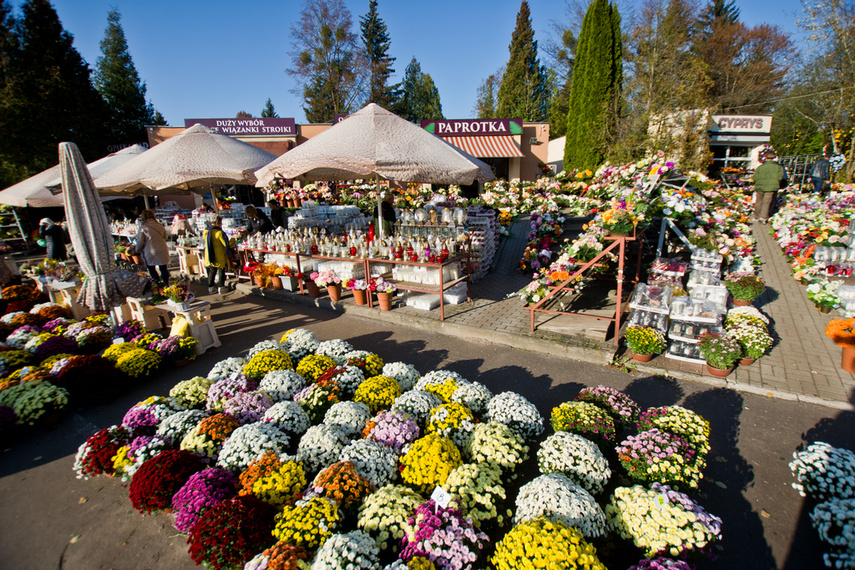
[421,118,523,137]
[184,118,296,136]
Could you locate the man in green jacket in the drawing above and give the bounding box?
[752,151,785,223]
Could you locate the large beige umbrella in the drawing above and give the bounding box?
[254,103,494,186]
[95,124,278,195]
[0,145,146,207]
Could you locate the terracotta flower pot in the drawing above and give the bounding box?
[253,275,265,288]
[818,305,832,314]
[631,352,654,363]
[306,281,320,298]
[271,276,283,290]
[352,289,367,306]
[732,298,752,307]
[706,363,734,378]
[739,357,756,366]
[842,346,855,374]
[377,291,393,311]
[327,284,342,302]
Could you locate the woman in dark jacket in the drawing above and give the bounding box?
[39,218,68,261]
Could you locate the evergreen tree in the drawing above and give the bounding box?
[288,0,366,122]
[393,57,442,122]
[496,0,549,121]
[152,110,167,126]
[473,68,503,118]
[360,0,395,108]
[94,8,154,145]
[547,28,576,139]
[261,98,278,117]
[0,0,107,180]
[563,0,622,170]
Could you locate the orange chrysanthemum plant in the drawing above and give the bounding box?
[825,318,855,348]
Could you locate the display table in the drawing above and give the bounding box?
[155,300,221,354]
[242,248,310,294]
[176,246,205,277]
[367,256,470,320]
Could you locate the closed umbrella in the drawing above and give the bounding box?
[60,142,146,311]
[94,124,278,195]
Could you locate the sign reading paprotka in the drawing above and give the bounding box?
[184,118,296,136]
[421,118,523,137]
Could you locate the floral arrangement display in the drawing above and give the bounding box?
[323,401,371,438]
[485,391,544,440]
[575,385,640,430]
[32,303,71,321]
[807,280,842,310]
[365,409,420,451]
[624,325,667,356]
[309,461,375,514]
[153,335,199,361]
[599,199,640,234]
[790,441,855,501]
[162,282,193,304]
[293,379,340,422]
[187,495,278,570]
[390,390,442,427]
[514,473,607,537]
[616,428,702,489]
[357,484,424,551]
[464,421,529,476]
[606,483,723,558]
[399,500,489,570]
[537,431,611,494]
[169,377,213,409]
[128,449,206,514]
[238,451,307,508]
[826,318,855,348]
[73,425,128,479]
[116,436,171,482]
[72,325,112,351]
[0,380,69,425]
[262,400,311,437]
[101,341,137,363]
[550,401,616,448]
[180,413,240,458]
[315,365,365,399]
[280,328,320,362]
[310,530,380,569]
[639,405,711,459]
[344,350,385,377]
[222,391,272,424]
[115,348,162,378]
[207,356,247,381]
[415,369,469,402]
[296,424,350,476]
[134,331,164,350]
[339,438,399,488]
[311,269,341,288]
[156,409,208,444]
[295,353,337,381]
[723,271,766,302]
[0,348,33,377]
[122,405,161,434]
[399,433,462,494]
[353,375,401,414]
[32,334,78,361]
[242,349,294,381]
[206,375,258,413]
[371,277,397,294]
[4,326,41,350]
[258,369,307,402]
[345,278,368,291]
[42,316,72,334]
[381,362,421,391]
[490,518,605,570]
[315,339,355,364]
[272,496,341,550]
[697,332,742,370]
[171,467,239,533]
[426,401,476,446]
[445,462,508,529]
[243,542,311,570]
[726,323,773,359]
[451,382,493,416]
[216,422,290,473]
[247,339,286,359]
[725,305,769,329]
[115,320,146,342]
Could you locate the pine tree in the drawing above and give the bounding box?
[94,8,154,145]
[496,0,549,121]
[0,0,107,176]
[360,0,395,108]
[261,98,278,117]
[152,110,167,126]
[474,68,503,118]
[393,57,442,122]
[563,0,622,170]
[547,28,576,139]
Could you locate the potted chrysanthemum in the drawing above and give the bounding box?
[624,325,666,362]
[697,332,742,377]
[724,272,765,306]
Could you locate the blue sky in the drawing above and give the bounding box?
[15,0,807,127]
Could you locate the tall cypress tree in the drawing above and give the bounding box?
[94,8,154,146]
[360,0,395,108]
[563,0,622,170]
[2,0,107,174]
[496,0,549,121]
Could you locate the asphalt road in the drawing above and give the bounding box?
[1,293,850,569]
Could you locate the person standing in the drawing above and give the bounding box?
[133,210,170,285]
[38,218,68,261]
[203,216,233,294]
[809,152,831,195]
[244,205,273,235]
[375,192,397,237]
[752,151,785,224]
[268,199,285,229]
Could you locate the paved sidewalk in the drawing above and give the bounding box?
[231,217,854,410]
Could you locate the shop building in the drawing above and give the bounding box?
[708,114,772,173]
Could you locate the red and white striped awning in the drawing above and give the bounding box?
[442,135,524,159]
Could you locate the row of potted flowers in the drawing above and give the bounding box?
[73,327,723,569]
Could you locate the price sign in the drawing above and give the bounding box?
[431,486,451,509]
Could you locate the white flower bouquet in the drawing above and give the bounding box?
[537,431,611,495]
[790,442,855,501]
[357,484,424,551]
[606,483,722,557]
[381,361,421,391]
[311,530,380,569]
[415,369,470,403]
[296,424,350,476]
[280,328,319,362]
[262,400,311,437]
[446,462,508,528]
[216,422,290,472]
[324,401,371,439]
[207,356,247,382]
[316,339,355,364]
[451,382,493,416]
[514,473,606,538]
[390,390,442,427]
[258,369,307,402]
[156,409,209,445]
[486,391,545,440]
[339,438,400,488]
[464,421,529,475]
[247,339,287,358]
